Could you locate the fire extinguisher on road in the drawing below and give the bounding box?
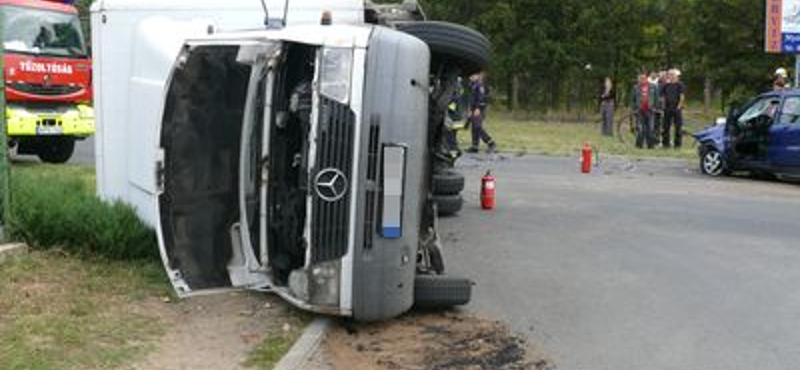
[581,142,592,174]
[481,170,495,210]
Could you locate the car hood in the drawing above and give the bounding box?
[693,122,725,142]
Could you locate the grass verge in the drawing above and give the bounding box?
[0,250,170,370]
[8,163,158,261]
[4,163,313,370]
[458,108,715,161]
[244,310,312,370]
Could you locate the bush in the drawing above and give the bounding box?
[8,165,159,261]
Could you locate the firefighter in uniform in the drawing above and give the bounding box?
[466,73,497,153]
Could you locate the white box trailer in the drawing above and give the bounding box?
[90,0,365,226]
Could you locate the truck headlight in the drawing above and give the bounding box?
[319,48,352,104]
[77,105,95,119]
[6,106,33,119]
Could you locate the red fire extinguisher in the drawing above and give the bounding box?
[481,170,495,210]
[581,142,592,173]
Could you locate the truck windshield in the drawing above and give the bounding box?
[1,5,87,58]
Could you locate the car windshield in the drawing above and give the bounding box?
[1,5,87,58]
[737,97,780,126]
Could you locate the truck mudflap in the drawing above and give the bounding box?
[5,104,95,137]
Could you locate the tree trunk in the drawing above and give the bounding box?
[704,76,712,115]
[511,74,520,112]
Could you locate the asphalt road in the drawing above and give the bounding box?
[442,153,800,370]
[71,135,95,165]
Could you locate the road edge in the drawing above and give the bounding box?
[274,317,330,370]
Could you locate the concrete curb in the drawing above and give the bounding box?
[0,243,28,263]
[274,317,330,370]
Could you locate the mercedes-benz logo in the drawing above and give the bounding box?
[315,168,348,202]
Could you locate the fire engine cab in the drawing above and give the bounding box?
[2,0,94,163]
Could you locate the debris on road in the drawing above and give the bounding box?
[323,311,556,370]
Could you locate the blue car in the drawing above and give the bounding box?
[693,90,800,177]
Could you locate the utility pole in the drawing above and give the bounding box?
[0,11,10,240]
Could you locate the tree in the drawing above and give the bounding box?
[422,0,793,112]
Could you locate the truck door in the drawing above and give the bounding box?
[156,41,271,295]
[769,96,800,171]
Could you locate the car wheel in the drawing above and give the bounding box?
[413,275,472,308]
[700,146,727,176]
[37,137,75,164]
[395,21,491,76]
[432,169,465,195]
[434,194,463,216]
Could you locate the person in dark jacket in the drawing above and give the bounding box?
[465,72,497,153]
[660,69,685,148]
[630,72,660,149]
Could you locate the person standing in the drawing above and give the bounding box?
[466,72,497,153]
[630,72,659,149]
[650,71,664,145]
[660,69,685,148]
[599,77,615,136]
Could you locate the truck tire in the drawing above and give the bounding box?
[413,275,472,308]
[434,194,462,216]
[395,21,491,76]
[432,170,465,195]
[37,137,75,164]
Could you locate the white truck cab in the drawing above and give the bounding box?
[157,24,433,320]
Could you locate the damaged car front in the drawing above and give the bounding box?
[155,24,443,321]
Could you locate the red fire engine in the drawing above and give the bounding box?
[2,0,93,163]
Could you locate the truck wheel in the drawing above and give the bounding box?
[413,275,472,308]
[434,194,462,216]
[37,137,75,164]
[432,170,465,195]
[395,21,490,76]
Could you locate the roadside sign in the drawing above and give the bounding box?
[766,0,800,53]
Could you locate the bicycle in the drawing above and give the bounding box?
[616,111,638,144]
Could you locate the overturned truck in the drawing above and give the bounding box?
[95,0,491,321]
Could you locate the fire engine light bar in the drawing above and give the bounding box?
[381,145,406,239]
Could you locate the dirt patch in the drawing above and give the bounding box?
[131,292,302,370]
[324,311,556,370]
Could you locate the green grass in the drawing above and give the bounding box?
[459,108,717,161]
[244,310,312,370]
[8,163,158,261]
[0,251,170,370]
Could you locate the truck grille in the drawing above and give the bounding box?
[311,97,356,263]
[363,117,381,250]
[8,82,83,96]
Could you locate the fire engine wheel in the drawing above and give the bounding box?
[434,194,463,217]
[432,169,465,195]
[395,21,491,77]
[37,138,75,164]
[413,275,472,309]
